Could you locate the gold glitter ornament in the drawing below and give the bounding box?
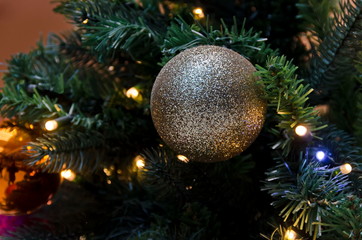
[151,45,266,162]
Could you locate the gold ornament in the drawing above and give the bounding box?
[0,127,60,215]
[151,45,266,162]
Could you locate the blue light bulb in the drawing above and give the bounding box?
[316,151,326,161]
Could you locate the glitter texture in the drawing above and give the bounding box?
[151,45,266,162]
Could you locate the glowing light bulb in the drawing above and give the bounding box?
[177,155,189,163]
[126,87,139,99]
[61,169,76,181]
[285,229,297,240]
[193,7,205,19]
[316,151,326,161]
[295,125,308,137]
[340,163,352,174]
[103,168,112,176]
[45,120,58,131]
[135,155,145,169]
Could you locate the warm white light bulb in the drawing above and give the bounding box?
[295,125,308,136]
[285,229,297,240]
[340,163,352,174]
[177,155,189,163]
[193,7,205,19]
[126,87,139,99]
[135,155,145,169]
[193,8,203,15]
[103,168,112,176]
[61,169,76,181]
[45,120,58,131]
[136,159,145,168]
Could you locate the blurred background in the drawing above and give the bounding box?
[0,0,71,82]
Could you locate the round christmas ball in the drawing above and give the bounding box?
[151,45,266,162]
[0,167,60,216]
[0,127,61,215]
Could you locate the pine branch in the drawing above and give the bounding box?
[3,40,76,95]
[161,17,277,65]
[264,158,350,240]
[25,129,105,173]
[54,0,166,61]
[255,56,326,156]
[318,196,362,240]
[317,125,362,165]
[142,148,189,203]
[306,0,362,93]
[352,53,362,144]
[53,31,157,86]
[296,0,338,41]
[0,86,66,124]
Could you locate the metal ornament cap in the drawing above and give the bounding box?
[151,45,266,162]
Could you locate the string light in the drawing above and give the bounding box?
[61,169,76,181]
[340,163,352,174]
[134,155,145,169]
[45,120,58,131]
[177,155,189,163]
[103,168,112,176]
[315,150,326,161]
[284,229,297,240]
[44,116,73,131]
[295,125,308,137]
[193,7,205,19]
[126,87,139,99]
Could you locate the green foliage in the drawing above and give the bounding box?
[352,53,362,144]
[263,124,362,239]
[304,0,362,94]
[54,0,166,61]
[0,86,66,124]
[130,203,217,240]
[161,17,277,65]
[319,197,362,240]
[264,158,350,240]
[256,56,326,156]
[296,0,339,41]
[141,148,269,239]
[317,126,362,166]
[26,129,105,173]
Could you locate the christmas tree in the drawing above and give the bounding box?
[0,0,361,239]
